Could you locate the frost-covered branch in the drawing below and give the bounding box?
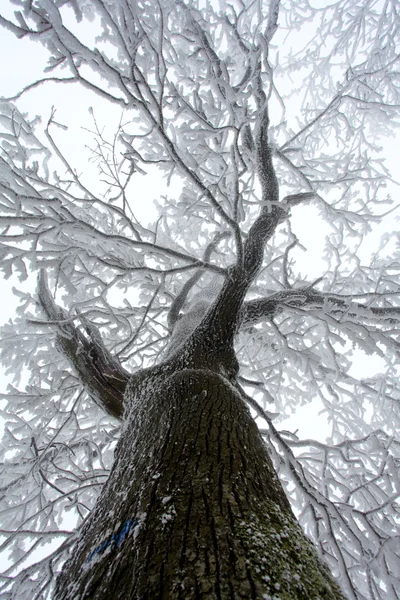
[241,287,400,328]
[37,270,128,419]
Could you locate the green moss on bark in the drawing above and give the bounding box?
[238,501,345,599]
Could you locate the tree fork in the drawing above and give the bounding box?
[55,368,346,600]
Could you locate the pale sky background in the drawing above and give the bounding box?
[0,3,398,440]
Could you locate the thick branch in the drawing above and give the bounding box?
[240,288,400,327]
[37,270,129,419]
[243,75,284,278]
[176,116,284,361]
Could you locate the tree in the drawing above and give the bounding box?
[0,0,399,597]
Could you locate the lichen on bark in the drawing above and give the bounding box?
[237,502,344,600]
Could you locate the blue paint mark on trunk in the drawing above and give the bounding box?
[85,518,138,564]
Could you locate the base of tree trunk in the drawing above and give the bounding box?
[55,368,346,599]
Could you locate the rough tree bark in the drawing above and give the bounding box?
[54,363,346,600]
[53,258,347,599]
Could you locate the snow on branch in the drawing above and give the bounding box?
[37,269,128,419]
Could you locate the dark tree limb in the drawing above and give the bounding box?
[37,270,129,420]
[241,60,285,279]
[240,287,400,327]
[174,103,285,365]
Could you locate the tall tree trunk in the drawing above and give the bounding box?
[55,363,346,599]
